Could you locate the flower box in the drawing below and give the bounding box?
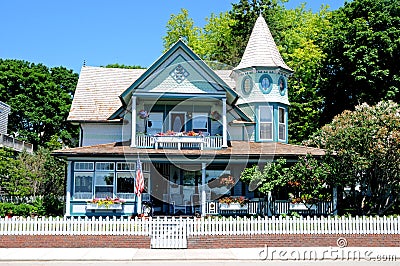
[219,203,248,211]
[86,203,123,210]
[289,203,317,212]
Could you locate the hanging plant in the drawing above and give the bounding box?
[138,110,149,119]
[210,110,221,121]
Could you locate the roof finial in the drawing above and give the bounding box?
[83,60,86,67]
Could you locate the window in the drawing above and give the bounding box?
[96,162,114,171]
[259,74,272,94]
[259,106,273,140]
[74,173,93,199]
[74,162,94,171]
[278,107,286,141]
[147,112,164,135]
[117,162,135,171]
[192,112,208,133]
[116,172,135,199]
[278,76,286,96]
[94,162,114,198]
[242,76,253,94]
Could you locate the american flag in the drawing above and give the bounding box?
[135,158,145,197]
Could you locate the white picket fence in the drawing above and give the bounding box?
[0,216,399,236]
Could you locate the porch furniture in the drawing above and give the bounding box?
[190,193,200,214]
[154,136,205,150]
[171,194,187,214]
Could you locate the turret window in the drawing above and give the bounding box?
[242,76,253,95]
[278,76,286,96]
[258,106,273,140]
[259,74,272,94]
[278,107,286,141]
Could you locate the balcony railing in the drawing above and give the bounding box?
[0,134,33,154]
[136,135,223,149]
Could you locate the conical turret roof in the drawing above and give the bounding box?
[234,15,293,72]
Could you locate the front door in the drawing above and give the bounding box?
[169,112,186,132]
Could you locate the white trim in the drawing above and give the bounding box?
[222,98,228,148]
[278,107,286,141]
[65,162,72,216]
[201,163,206,216]
[130,96,137,147]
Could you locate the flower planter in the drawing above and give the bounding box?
[219,203,248,211]
[86,203,123,210]
[289,203,316,212]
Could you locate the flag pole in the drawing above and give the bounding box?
[135,156,144,215]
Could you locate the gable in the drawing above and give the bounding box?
[120,40,237,104]
[137,52,226,95]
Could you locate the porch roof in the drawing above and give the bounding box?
[52,141,325,159]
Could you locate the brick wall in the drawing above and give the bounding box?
[0,234,398,248]
[0,235,150,248]
[187,234,400,249]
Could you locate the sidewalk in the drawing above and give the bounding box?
[0,247,399,261]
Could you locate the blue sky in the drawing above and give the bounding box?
[0,0,345,74]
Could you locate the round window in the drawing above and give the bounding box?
[242,76,253,94]
[259,74,272,94]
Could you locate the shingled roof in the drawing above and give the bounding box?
[234,15,293,72]
[67,66,146,122]
[67,66,238,122]
[52,141,325,158]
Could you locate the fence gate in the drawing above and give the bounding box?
[150,217,187,249]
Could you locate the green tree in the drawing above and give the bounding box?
[319,0,400,124]
[0,148,32,197]
[103,63,145,69]
[240,159,288,195]
[163,8,204,55]
[240,156,332,203]
[277,5,331,144]
[0,59,79,149]
[306,101,400,215]
[162,2,332,143]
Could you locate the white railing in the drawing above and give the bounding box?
[136,135,223,149]
[0,133,33,154]
[136,134,154,148]
[1,216,399,236]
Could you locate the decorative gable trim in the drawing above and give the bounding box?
[119,40,237,106]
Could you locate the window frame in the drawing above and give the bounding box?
[258,106,274,141]
[278,107,286,141]
[73,172,94,200]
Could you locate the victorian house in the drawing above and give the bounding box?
[53,15,326,217]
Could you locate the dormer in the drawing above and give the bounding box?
[231,15,293,143]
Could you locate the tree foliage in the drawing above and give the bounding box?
[319,0,400,124]
[0,147,65,198]
[0,59,79,149]
[306,101,400,215]
[240,156,332,203]
[162,2,331,143]
[103,63,145,69]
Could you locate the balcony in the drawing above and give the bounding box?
[136,135,223,149]
[0,134,33,154]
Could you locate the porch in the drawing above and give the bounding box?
[0,133,33,153]
[136,134,223,149]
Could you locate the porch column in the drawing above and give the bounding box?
[65,161,72,216]
[130,95,137,147]
[222,97,228,148]
[201,162,206,216]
